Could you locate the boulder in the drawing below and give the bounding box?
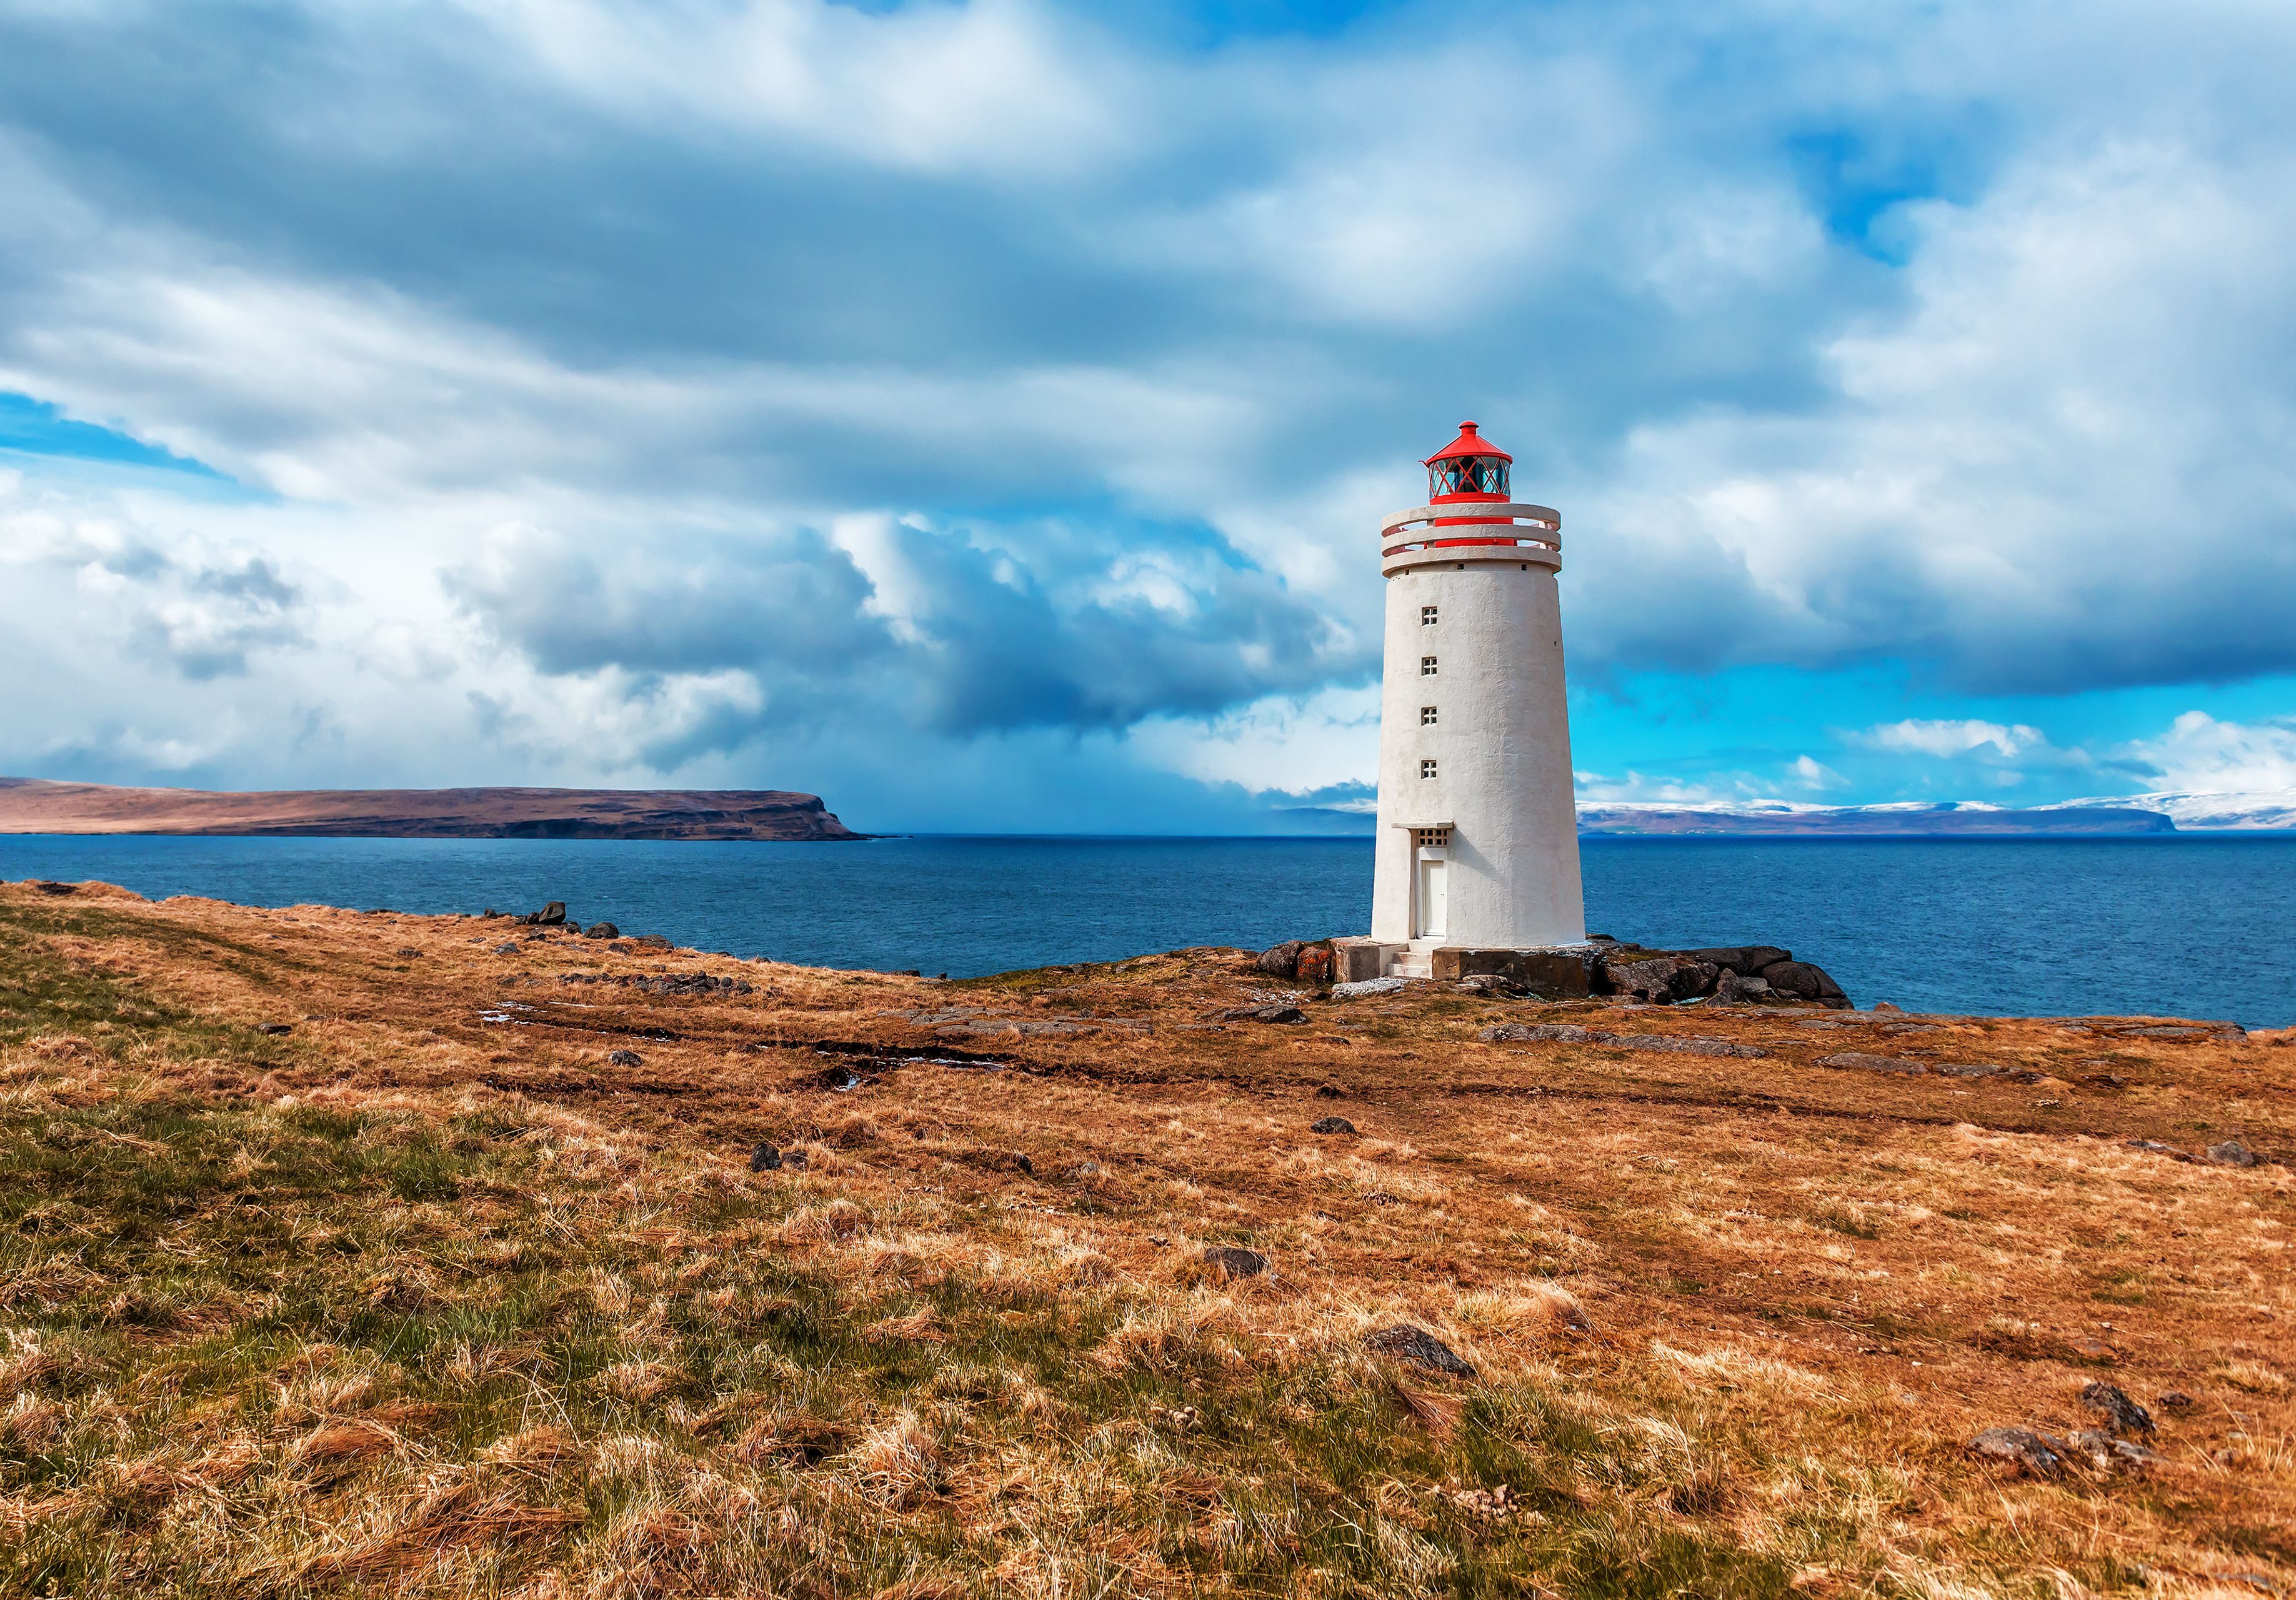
[1687,946,1792,974]
[521,901,567,927]
[1712,971,1772,1004]
[1602,955,1719,1004]
[1310,1116,1357,1135]
[607,1048,644,1068]
[2207,1139,2261,1167]
[2079,1381,2155,1437]
[1365,1324,1476,1378]
[1202,1246,1267,1279]
[585,921,621,941]
[1760,959,1850,1008]
[1255,941,1305,979]
[1295,944,1335,985]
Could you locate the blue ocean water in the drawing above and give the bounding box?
[2,832,2292,1028]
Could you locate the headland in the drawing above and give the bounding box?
[1,878,2287,1594]
[0,777,863,841]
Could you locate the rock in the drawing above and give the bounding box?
[32,881,75,896]
[1969,1426,2067,1476]
[1255,941,1305,979]
[1365,1323,1476,1378]
[1605,955,1714,1004]
[1315,1084,1343,1099]
[1938,1061,2009,1078]
[585,922,621,940]
[749,1142,782,1172]
[1479,1022,1765,1058]
[1202,1246,1267,1279]
[1454,972,1517,996]
[1820,1051,1927,1075]
[2159,1390,2195,1412]
[1687,946,1791,975]
[492,942,521,956]
[633,934,672,951]
[2207,1139,2261,1167]
[1607,1032,1766,1059]
[1712,971,1772,1004]
[607,1048,644,1068]
[2125,1139,2195,1161]
[2080,1381,2156,1436]
[783,1149,809,1171]
[1011,1153,1034,1175]
[1295,944,1335,984]
[2069,1428,2162,1471]
[1330,977,1407,999]
[520,901,567,926]
[1219,1004,1307,1024]
[257,1022,292,1036]
[1761,960,1849,1008]
[1310,1116,1357,1135]
[1482,1022,1595,1044]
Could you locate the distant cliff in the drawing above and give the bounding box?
[0,779,864,841]
[1576,801,2175,836]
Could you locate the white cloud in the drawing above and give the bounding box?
[2117,710,2296,793]
[1855,719,2049,759]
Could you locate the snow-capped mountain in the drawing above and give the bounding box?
[2051,789,2296,831]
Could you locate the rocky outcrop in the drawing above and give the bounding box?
[1593,942,1850,1009]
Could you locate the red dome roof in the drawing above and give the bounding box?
[1422,419,1512,465]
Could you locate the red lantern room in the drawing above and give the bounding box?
[1423,420,1511,504]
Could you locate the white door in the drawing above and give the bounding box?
[1417,858,1447,939]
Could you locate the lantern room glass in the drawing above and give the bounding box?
[1429,456,1509,499]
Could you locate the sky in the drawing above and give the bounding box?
[2,0,2295,833]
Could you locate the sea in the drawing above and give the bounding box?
[3,833,2293,1029]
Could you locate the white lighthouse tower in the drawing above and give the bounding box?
[1355,421,1585,978]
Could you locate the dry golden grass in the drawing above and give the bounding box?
[0,878,2289,1597]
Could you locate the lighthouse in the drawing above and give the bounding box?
[1347,421,1586,979]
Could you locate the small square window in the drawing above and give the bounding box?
[1419,759,1438,779]
[1420,605,1438,626]
[1420,656,1438,676]
[1420,706,1438,726]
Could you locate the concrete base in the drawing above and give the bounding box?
[1335,938,1604,997]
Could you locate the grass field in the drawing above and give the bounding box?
[0,879,2289,1597]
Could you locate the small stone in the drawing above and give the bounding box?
[607,1048,644,1068]
[493,942,521,956]
[1220,1003,1307,1024]
[1310,1116,1357,1135]
[2207,1139,2261,1167]
[2126,1139,2195,1161]
[2080,1380,2156,1436]
[1011,1153,1034,1175]
[750,1142,782,1172]
[256,1023,292,1036]
[1366,1323,1476,1378]
[1969,1426,2066,1476]
[2159,1390,2195,1412]
[1937,1061,2007,1078]
[1202,1246,1267,1279]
